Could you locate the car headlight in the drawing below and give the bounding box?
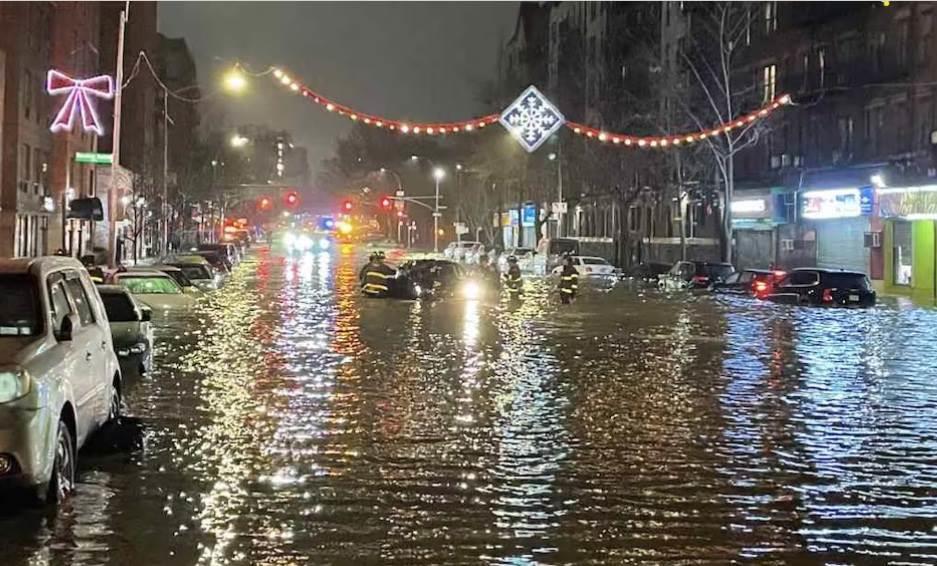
[297,235,313,251]
[463,280,482,300]
[413,284,423,297]
[0,368,31,404]
[284,232,297,248]
[129,342,147,354]
[318,238,330,250]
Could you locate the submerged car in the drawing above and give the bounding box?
[164,260,220,292]
[658,261,736,290]
[394,259,470,299]
[551,256,616,277]
[98,285,153,374]
[148,265,203,295]
[711,268,787,298]
[766,268,877,307]
[109,270,197,311]
[622,262,672,287]
[0,257,122,503]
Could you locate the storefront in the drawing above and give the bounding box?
[801,187,874,274]
[730,189,789,269]
[879,185,937,299]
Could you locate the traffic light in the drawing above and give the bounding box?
[258,196,273,211]
[342,200,353,212]
[284,190,300,208]
[380,196,392,209]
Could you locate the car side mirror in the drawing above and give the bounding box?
[140,308,152,322]
[57,313,80,342]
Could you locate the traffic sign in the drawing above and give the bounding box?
[75,152,113,165]
[552,201,568,214]
[454,222,468,235]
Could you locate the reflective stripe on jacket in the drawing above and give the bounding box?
[362,263,396,294]
[559,267,579,294]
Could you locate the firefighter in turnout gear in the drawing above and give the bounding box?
[558,255,579,304]
[504,256,523,299]
[360,252,396,297]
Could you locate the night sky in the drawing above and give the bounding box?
[159,2,519,178]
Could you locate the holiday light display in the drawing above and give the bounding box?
[269,67,791,152]
[47,70,114,136]
[499,85,565,153]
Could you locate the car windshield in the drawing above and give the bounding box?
[825,272,872,290]
[706,264,735,279]
[119,275,183,295]
[101,293,139,322]
[582,258,609,265]
[174,265,212,280]
[162,270,193,287]
[0,274,41,336]
[549,239,578,255]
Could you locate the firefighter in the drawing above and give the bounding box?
[558,255,579,304]
[504,256,523,299]
[360,252,396,297]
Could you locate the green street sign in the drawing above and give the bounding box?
[74,152,113,165]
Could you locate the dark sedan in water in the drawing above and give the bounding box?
[766,268,876,307]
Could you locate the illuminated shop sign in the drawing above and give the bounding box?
[802,187,874,219]
[731,199,767,214]
[878,185,937,219]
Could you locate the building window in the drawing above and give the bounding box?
[865,105,884,155]
[919,12,933,65]
[870,32,886,73]
[920,97,934,149]
[665,3,671,27]
[745,6,752,45]
[818,47,826,89]
[764,1,778,34]
[23,70,33,120]
[762,64,777,102]
[628,207,639,232]
[837,116,854,158]
[23,144,31,182]
[896,19,909,68]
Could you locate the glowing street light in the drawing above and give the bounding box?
[432,167,446,181]
[223,68,247,93]
[230,134,249,148]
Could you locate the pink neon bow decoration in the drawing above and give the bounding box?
[47,70,114,136]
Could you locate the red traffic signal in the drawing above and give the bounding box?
[258,196,273,211]
[284,190,300,208]
[342,200,353,212]
[380,196,392,209]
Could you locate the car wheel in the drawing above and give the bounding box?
[107,379,122,423]
[46,419,76,504]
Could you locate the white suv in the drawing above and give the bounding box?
[0,257,122,503]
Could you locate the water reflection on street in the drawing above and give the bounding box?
[5,245,937,565]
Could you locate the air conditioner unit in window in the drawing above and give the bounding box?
[864,231,882,248]
[793,155,803,167]
[781,154,791,167]
[770,155,781,169]
[781,238,795,252]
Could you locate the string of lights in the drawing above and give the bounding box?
[564,94,793,148]
[271,68,500,134]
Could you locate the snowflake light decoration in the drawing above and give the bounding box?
[499,85,565,153]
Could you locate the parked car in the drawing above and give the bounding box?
[192,250,232,276]
[543,237,580,272]
[198,243,240,267]
[109,270,197,311]
[551,255,616,277]
[163,259,220,291]
[147,265,203,295]
[98,285,153,375]
[766,268,877,307]
[444,241,481,262]
[658,261,736,290]
[497,247,536,273]
[711,268,787,298]
[0,257,121,503]
[621,262,672,286]
[397,259,470,299]
[463,243,488,265]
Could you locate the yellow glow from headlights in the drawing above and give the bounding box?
[337,221,353,235]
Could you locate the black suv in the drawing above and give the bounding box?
[766,268,876,307]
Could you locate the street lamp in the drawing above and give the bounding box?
[432,167,445,253]
[223,68,247,93]
[230,134,249,148]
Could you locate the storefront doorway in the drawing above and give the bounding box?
[893,220,913,285]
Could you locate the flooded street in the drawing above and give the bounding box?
[5,245,937,565]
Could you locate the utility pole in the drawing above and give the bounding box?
[162,90,169,256]
[108,1,129,267]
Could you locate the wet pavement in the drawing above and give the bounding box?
[5,244,937,565]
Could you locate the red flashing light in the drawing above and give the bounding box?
[258,196,273,211]
[380,196,392,209]
[284,190,300,208]
[342,200,353,212]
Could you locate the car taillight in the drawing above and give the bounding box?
[753,280,768,294]
[822,288,833,303]
[692,275,708,284]
[773,270,786,279]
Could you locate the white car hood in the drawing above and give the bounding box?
[134,293,196,311]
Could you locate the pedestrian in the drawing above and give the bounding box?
[558,255,579,304]
[504,256,523,299]
[360,252,396,297]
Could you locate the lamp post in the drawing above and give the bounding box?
[432,167,445,253]
[108,1,130,267]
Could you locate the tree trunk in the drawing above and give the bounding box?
[722,152,735,264]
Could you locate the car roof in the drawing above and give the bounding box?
[0,256,84,275]
[743,269,774,274]
[148,264,182,272]
[791,267,866,276]
[164,255,210,264]
[574,255,607,261]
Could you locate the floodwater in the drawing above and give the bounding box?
[4,245,937,565]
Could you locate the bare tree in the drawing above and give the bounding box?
[676,1,768,263]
